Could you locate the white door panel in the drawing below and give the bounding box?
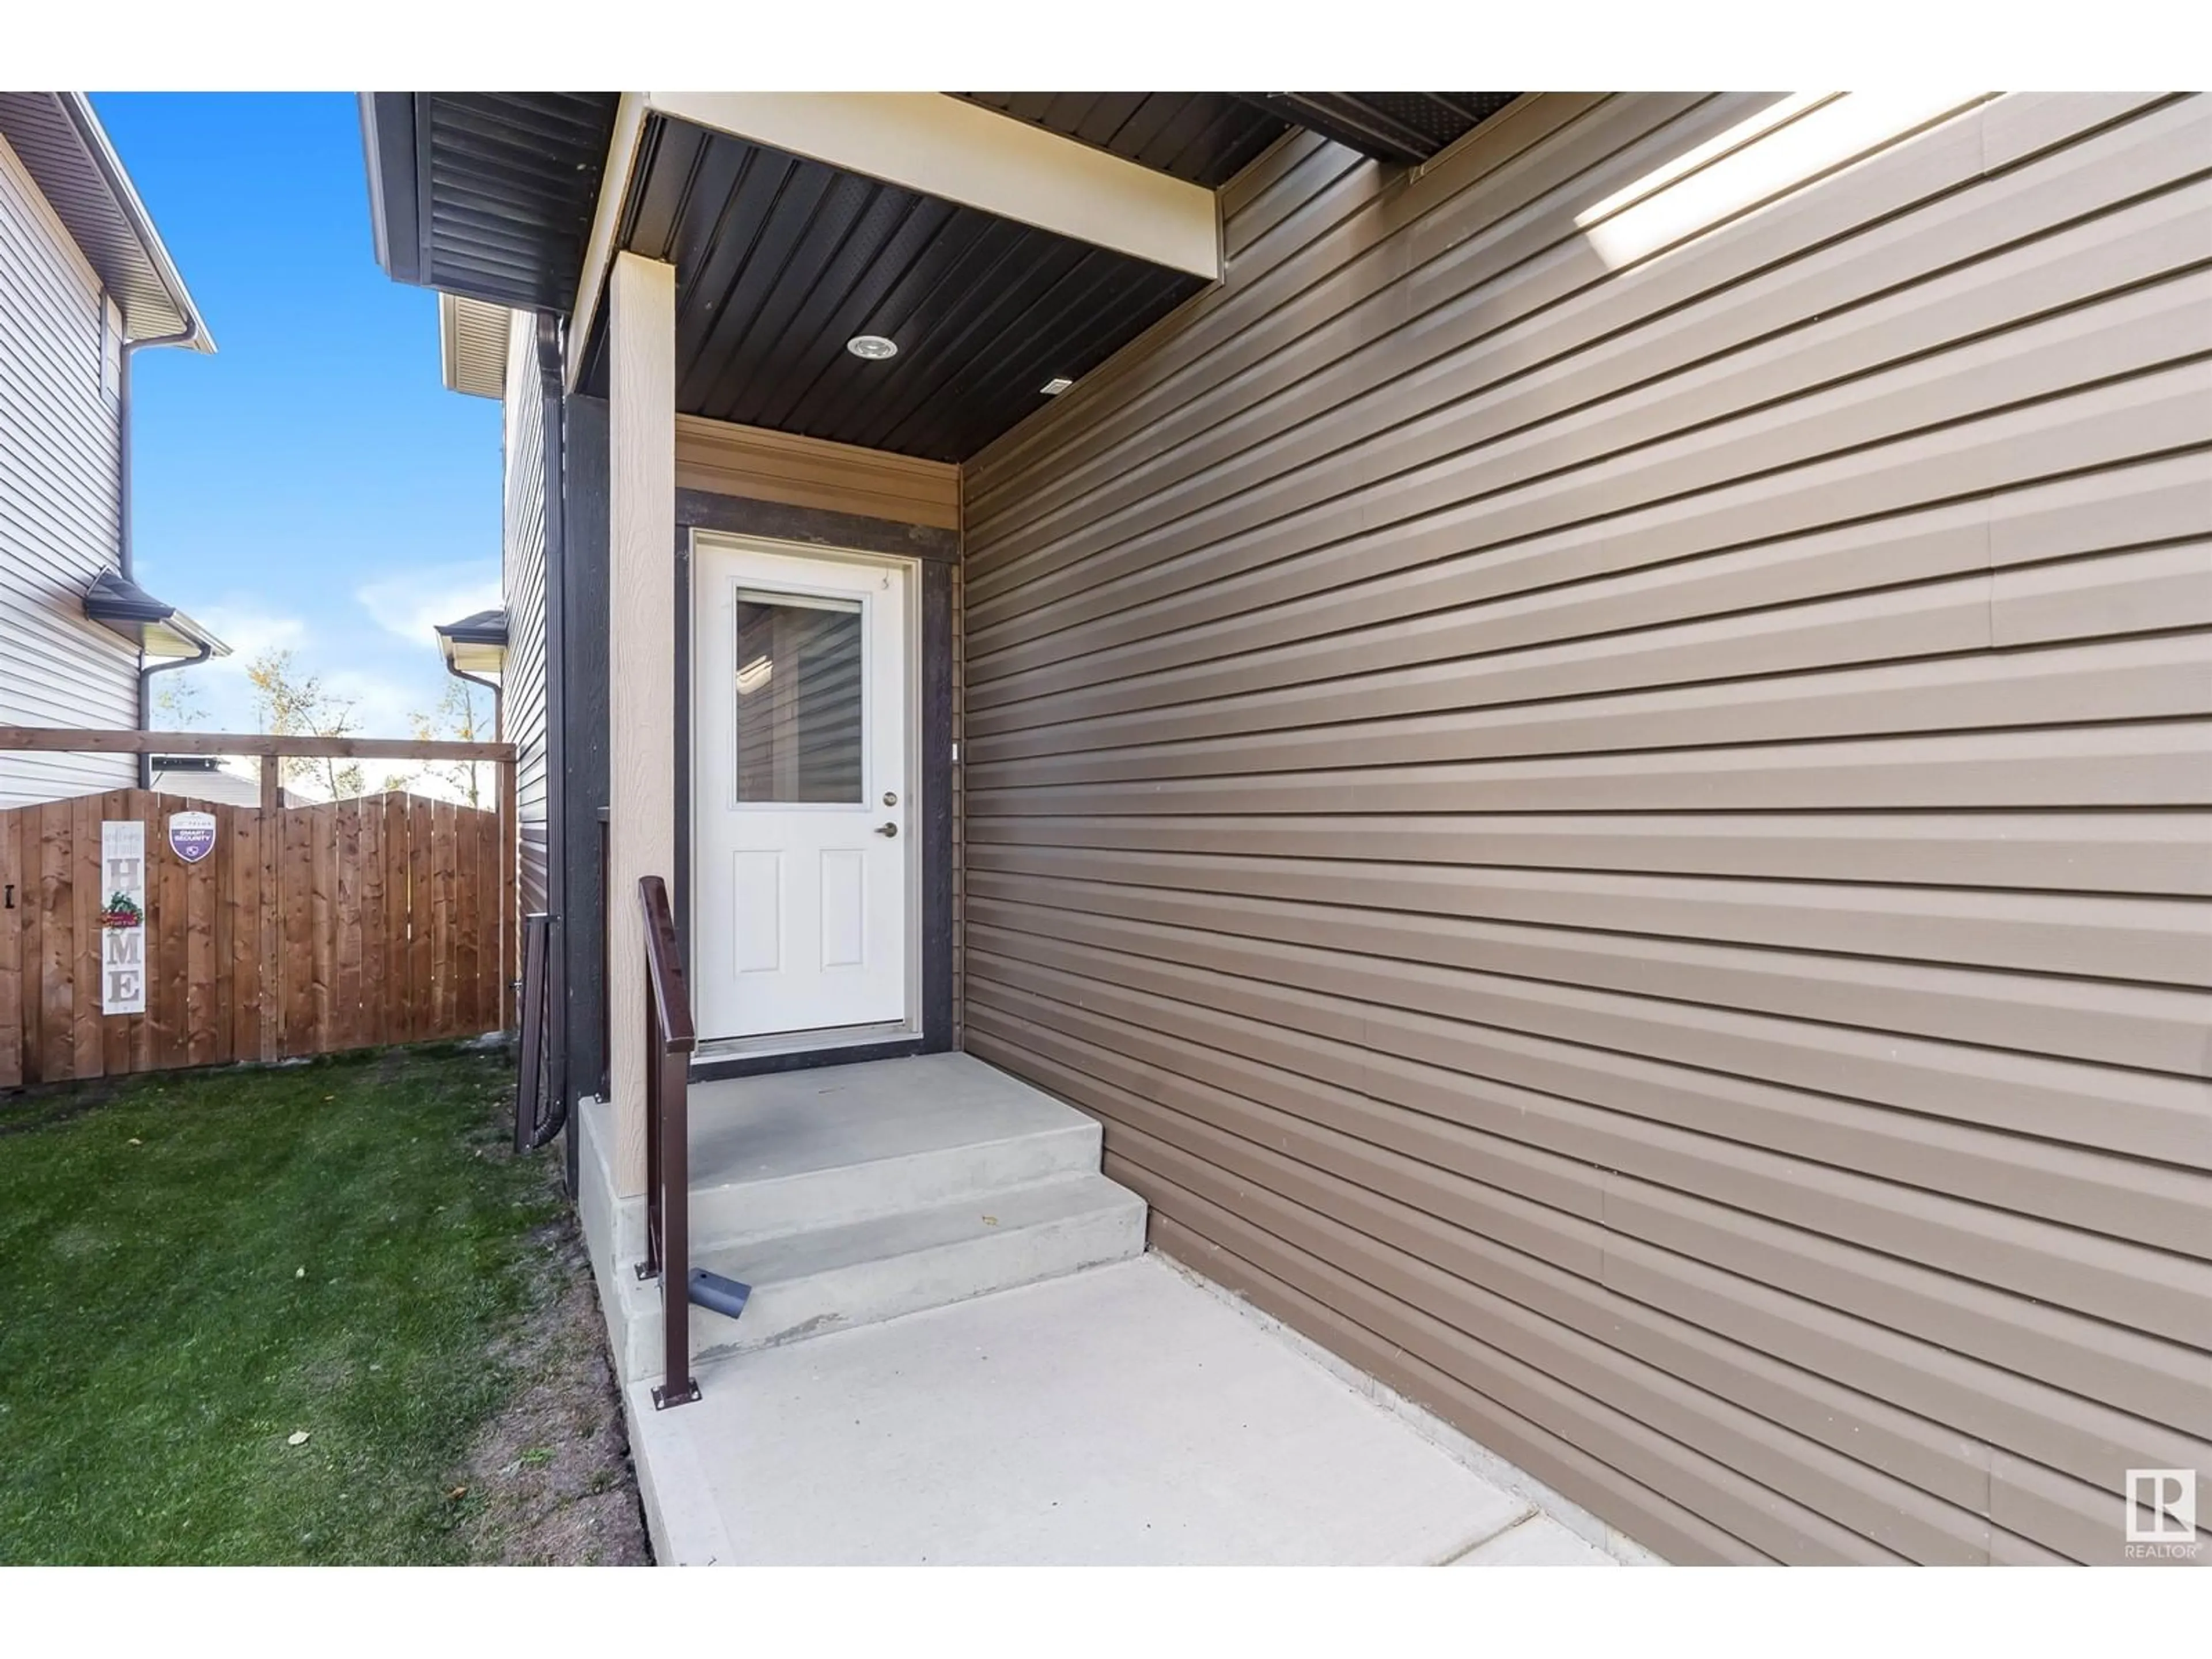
[694,541,910,1040]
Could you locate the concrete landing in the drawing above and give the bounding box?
[627,1255,1543,1566]
[687,1055,1103,1214]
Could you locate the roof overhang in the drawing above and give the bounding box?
[440,293,512,399]
[563,92,1223,403]
[0,92,213,350]
[360,92,619,312]
[434,607,509,679]
[82,569,232,659]
[361,90,1520,460]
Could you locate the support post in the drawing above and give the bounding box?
[257,755,280,1060]
[604,251,677,1199]
[499,757,518,1032]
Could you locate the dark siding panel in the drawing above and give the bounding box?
[502,313,550,915]
[556,392,611,1171]
[960,92,2212,1565]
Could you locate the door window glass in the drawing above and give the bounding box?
[734,592,863,803]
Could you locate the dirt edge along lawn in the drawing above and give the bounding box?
[0,1043,649,1565]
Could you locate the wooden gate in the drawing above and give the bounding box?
[0,786,512,1088]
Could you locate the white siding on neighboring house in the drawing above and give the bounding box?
[0,128,133,808]
[149,762,264,808]
[502,308,550,913]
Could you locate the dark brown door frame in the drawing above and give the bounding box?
[672,489,956,1082]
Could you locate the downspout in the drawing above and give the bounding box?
[443,663,505,743]
[138,638,217,787]
[122,321,202,787]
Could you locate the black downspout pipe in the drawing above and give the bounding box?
[139,638,218,785]
[443,664,505,741]
[120,321,200,786]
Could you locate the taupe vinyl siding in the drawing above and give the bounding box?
[0,130,132,808]
[502,310,550,912]
[959,92,2212,1565]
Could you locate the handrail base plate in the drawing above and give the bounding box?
[651,1378,703,1411]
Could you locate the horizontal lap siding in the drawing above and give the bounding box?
[959,92,2212,1565]
[503,312,550,914]
[0,132,132,808]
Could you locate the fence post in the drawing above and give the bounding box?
[500,757,518,1033]
[257,759,281,1062]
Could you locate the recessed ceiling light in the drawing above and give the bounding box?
[1040,377,1073,396]
[847,334,899,360]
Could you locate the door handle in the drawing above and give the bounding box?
[874,823,898,838]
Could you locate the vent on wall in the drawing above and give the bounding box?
[440,291,513,400]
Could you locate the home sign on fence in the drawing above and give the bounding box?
[100,819,147,1014]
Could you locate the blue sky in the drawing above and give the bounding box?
[93,92,502,738]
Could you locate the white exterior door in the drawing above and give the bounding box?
[693,540,910,1041]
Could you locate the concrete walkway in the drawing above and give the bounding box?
[627,1254,1619,1566]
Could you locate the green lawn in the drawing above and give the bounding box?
[0,1044,569,1565]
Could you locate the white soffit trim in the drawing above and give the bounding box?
[440,291,513,399]
[645,92,1222,281]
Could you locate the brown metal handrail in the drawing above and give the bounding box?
[636,874,701,1408]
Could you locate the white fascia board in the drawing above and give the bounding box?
[565,91,649,393]
[643,92,1222,281]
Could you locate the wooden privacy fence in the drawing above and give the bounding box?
[0,729,515,1089]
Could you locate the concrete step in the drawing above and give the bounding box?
[620,1172,1147,1377]
[601,1054,1106,1265]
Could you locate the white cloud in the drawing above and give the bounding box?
[156,600,453,746]
[323,665,425,736]
[195,603,307,661]
[181,603,309,732]
[354,563,501,646]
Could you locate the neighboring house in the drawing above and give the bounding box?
[0,92,225,809]
[148,755,300,809]
[431,604,509,744]
[362,92,2211,1565]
